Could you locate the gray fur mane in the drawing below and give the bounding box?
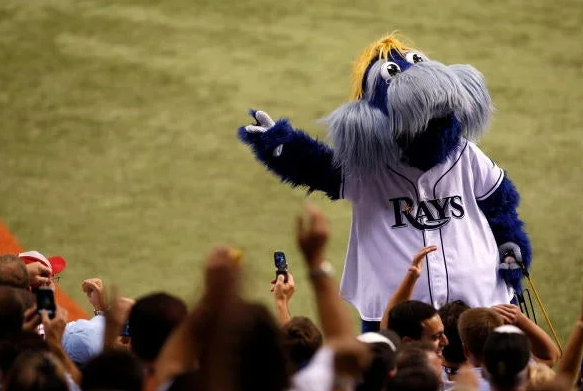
[322,59,493,176]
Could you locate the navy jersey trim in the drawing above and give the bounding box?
[430,141,467,307]
[476,169,504,201]
[387,166,434,305]
[432,140,468,198]
[438,228,450,305]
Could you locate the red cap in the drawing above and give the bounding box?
[18,250,67,275]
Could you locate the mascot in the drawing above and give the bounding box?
[238,34,531,328]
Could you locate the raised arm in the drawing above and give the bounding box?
[556,285,583,387]
[238,111,342,199]
[153,247,241,389]
[380,246,437,329]
[491,304,561,367]
[270,273,295,326]
[297,203,353,341]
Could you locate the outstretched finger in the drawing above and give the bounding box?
[413,246,438,265]
[255,111,275,128]
[245,125,267,133]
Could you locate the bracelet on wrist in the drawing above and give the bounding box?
[94,306,110,316]
[308,261,334,279]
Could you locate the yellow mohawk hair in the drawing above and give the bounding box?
[351,34,413,100]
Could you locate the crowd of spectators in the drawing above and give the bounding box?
[0,203,582,391]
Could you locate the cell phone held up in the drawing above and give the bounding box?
[274,251,288,283]
[36,287,56,319]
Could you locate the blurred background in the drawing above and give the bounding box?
[0,0,582,338]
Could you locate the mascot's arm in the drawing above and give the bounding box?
[238,111,341,200]
[477,176,532,290]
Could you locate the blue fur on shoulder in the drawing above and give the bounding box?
[478,176,532,292]
[401,115,464,171]
[238,119,341,199]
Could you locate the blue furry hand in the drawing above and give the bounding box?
[244,110,275,133]
[236,110,342,199]
[499,267,524,289]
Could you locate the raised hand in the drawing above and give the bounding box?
[244,110,275,133]
[409,246,437,278]
[26,262,52,287]
[22,306,42,332]
[491,304,521,325]
[82,278,106,311]
[41,306,68,344]
[204,247,243,301]
[296,203,330,268]
[271,273,296,303]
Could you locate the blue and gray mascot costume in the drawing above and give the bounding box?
[238,35,531,328]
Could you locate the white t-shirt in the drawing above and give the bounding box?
[289,347,336,391]
[340,140,512,320]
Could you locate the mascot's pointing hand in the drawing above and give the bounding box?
[243,110,284,157]
[244,110,275,133]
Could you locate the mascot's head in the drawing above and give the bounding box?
[323,34,493,176]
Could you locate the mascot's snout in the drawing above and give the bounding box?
[384,60,492,142]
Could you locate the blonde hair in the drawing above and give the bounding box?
[351,33,413,100]
[458,308,504,360]
[527,362,556,391]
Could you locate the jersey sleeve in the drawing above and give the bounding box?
[469,142,505,201]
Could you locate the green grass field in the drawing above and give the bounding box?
[1,0,582,339]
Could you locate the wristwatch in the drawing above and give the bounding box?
[308,261,334,279]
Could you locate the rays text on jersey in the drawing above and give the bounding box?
[389,196,465,230]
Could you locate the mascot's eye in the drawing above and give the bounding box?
[405,51,424,64]
[380,62,401,81]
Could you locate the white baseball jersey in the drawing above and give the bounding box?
[339,140,512,321]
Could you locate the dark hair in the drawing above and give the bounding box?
[281,316,323,372]
[438,300,470,364]
[16,288,36,310]
[386,366,440,391]
[202,302,290,391]
[81,350,144,391]
[356,331,400,391]
[0,286,25,340]
[128,292,187,362]
[4,350,68,391]
[236,304,290,391]
[0,331,49,374]
[395,341,435,371]
[388,300,437,340]
[0,254,29,289]
[458,308,504,362]
[484,329,531,389]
